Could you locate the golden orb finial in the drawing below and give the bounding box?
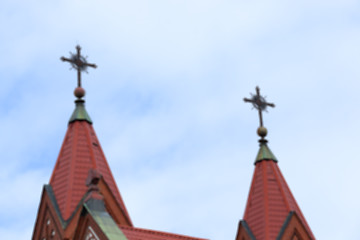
[257,126,268,138]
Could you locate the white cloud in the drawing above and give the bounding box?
[1,0,360,239]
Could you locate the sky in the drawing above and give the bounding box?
[1,0,360,239]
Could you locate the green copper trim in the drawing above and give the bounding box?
[238,220,256,240]
[44,185,66,228]
[84,199,128,240]
[255,140,278,164]
[277,211,294,240]
[69,99,93,124]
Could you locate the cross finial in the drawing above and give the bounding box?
[60,45,97,88]
[244,86,275,128]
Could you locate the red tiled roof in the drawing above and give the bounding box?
[49,120,132,224]
[243,159,314,239]
[120,225,207,240]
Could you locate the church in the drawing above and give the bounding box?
[32,46,315,240]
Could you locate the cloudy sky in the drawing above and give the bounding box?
[1,0,360,239]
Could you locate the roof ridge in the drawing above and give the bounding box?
[119,225,207,240]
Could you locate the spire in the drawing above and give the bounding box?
[33,46,207,240]
[48,46,132,224]
[236,87,314,239]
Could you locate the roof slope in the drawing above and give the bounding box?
[120,226,207,240]
[49,101,132,224]
[242,142,314,240]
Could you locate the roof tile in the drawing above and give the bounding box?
[120,226,207,240]
[243,147,314,239]
[49,119,132,224]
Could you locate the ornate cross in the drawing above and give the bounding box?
[61,45,97,87]
[244,86,275,127]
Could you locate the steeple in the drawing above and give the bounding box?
[32,46,206,240]
[236,87,314,240]
[48,101,132,223]
[48,46,132,223]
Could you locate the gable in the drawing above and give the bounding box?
[74,209,110,240]
[73,198,128,240]
[32,186,64,240]
[235,220,256,240]
[97,176,132,226]
[277,211,314,240]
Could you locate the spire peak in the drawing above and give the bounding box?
[255,139,277,164]
[60,46,96,123]
[69,99,92,124]
[244,86,277,164]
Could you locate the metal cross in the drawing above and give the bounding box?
[60,45,97,87]
[244,86,275,127]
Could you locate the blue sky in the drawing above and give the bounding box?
[1,0,360,239]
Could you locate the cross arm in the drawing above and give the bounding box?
[84,62,97,68]
[60,56,72,63]
[266,102,275,108]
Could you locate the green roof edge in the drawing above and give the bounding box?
[277,211,294,240]
[239,220,256,240]
[69,99,93,124]
[44,184,66,228]
[84,199,128,240]
[255,140,278,164]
